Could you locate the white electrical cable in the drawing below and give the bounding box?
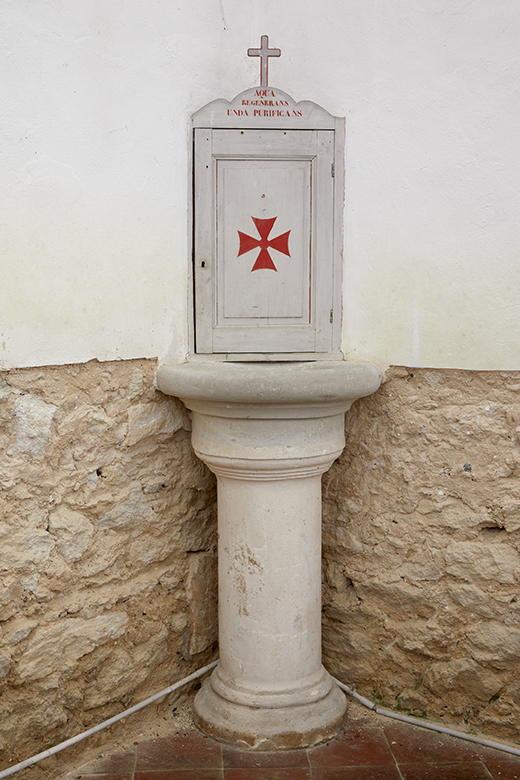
[0,659,218,780]
[334,677,520,758]
[2,661,519,779]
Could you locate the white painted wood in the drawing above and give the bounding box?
[313,130,335,353]
[211,128,318,156]
[331,120,345,355]
[193,129,215,355]
[217,159,310,321]
[187,351,344,362]
[193,119,337,356]
[191,87,337,131]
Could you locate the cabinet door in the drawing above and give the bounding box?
[194,129,334,355]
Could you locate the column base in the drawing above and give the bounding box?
[193,676,348,750]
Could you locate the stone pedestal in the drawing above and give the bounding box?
[156,361,381,750]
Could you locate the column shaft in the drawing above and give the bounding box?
[215,473,324,707]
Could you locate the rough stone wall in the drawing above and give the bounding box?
[0,359,217,767]
[3,360,520,763]
[322,367,520,743]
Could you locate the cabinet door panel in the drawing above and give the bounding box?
[194,129,334,355]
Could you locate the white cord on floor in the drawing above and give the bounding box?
[334,677,520,758]
[0,660,218,780]
[2,661,519,779]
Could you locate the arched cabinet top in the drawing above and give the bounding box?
[192,87,342,131]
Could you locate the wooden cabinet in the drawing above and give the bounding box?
[191,89,344,360]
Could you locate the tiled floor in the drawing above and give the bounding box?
[66,717,520,780]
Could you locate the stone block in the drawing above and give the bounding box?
[407,499,488,529]
[468,621,520,668]
[2,617,38,645]
[11,394,57,457]
[501,497,520,533]
[326,560,351,592]
[18,613,128,681]
[0,692,67,750]
[0,378,21,401]
[397,561,443,581]
[445,541,520,584]
[0,523,55,569]
[179,502,217,553]
[48,505,94,562]
[83,648,146,710]
[0,651,11,680]
[324,588,362,621]
[159,570,182,593]
[356,578,436,619]
[394,620,451,659]
[97,484,159,530]
[58,405,116,437]
[186,551,218,655]
[127,368,144,399]
[423,658,502,700]
[170,612,188,633]
[397,688,429,714]
[125,400,189,446]
[447,582,498,619]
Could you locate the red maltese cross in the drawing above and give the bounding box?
[237,216,291,272]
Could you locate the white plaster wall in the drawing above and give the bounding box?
[2,0,519,370]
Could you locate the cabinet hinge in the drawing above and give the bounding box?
[331,163,335,178]
[330,308,333,323]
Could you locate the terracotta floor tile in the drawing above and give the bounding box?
[222,746,309,768]
[399,761,491,780]
[74,775,133,780]
[69,719,520,780]
[312,767,402,780]
[309,725,394,767]
[382,721,481,764]
[135,731,222,771]
[484,761,520,780]
[135,771,224,780]
[75,749,136,775]
[224,768,311,780]
[477,744,520,763]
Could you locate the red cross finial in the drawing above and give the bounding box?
[247,35,281,87]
